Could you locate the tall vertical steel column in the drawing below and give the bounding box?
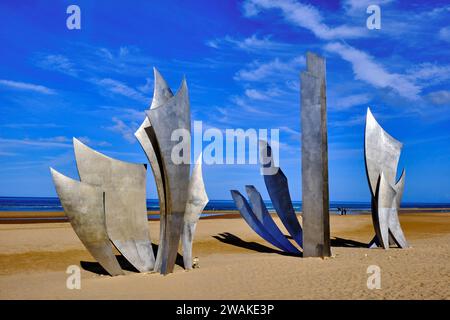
[300,52,331,258]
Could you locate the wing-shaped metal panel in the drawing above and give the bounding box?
[134,68,174,272]
[147,79,191,275]
[365,108,403,197]
[73,138,154,272]
[259,140,303,248]
[181,154,209,270]
[50,168,123,276]
[231,190,289,252]
[245,185,301,254]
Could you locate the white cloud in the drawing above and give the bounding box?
[342,0,394,15]
[439,26,450,42]
[332,93,371,110]
[243,0,366,40]
[0,79,56,95]
[205,39,220,49]
[37,54,78,76]
[244,88,281,100]
[329,114,366,127]
[0,136,72,149]
[93,78,149,103]
[235,56,305,81]
[105,117,137,143]
[406,63,450,85]
[324,42,420,99]
[138,77,153,93]
[1,123,62,129]
[99,106,145,122]
[428,90,450,105]
[77,136,111,147]
[207,34,293,52]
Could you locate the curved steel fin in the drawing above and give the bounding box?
[73,138,155,272]
[389,170,408,248]
[259,140,303,248]
[150,67,174,110]
[182,153,209,270]
[50,168,123,276]
[376,172,395,249]
[134,68,174,272]
[364,108,403,197]
[147,79,191,275]
[230,190,289,252]
[245,185,301,254]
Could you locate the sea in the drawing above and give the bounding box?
[1,197,449,214]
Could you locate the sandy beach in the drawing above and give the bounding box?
[0,212,449,299]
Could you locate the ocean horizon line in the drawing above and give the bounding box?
[0,196,450,205]
[0,196,449,214]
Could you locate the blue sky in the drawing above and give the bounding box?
[0,0,449,202]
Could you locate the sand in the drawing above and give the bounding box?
[0,212,449,299]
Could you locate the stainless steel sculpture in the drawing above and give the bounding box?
[146,79,191,274]
[135,68,173,273]
[300,52,331,258]
[260,141,303,248]
[50,68,208,276]
[73,138,155,272]
[50,168,124,276]
[245,186,301,254]
[181,154,209,270]
[230,190,295,253]
[230,141,302,255]
[365,108,408,249]
[137,68,208,274]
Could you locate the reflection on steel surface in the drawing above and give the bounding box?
[182,153,209,270]
[50,168,123,276]
[300,52,331,258]
[259,140,303,248]
[365,108,408,249]
[73,138,155,271]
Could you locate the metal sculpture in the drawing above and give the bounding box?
[245,186,301,254]
[365,108,408,249]
[230,141,302,255]
[300,52,331,258]
[259,141,303,248]
[73,138,155,272]
[182,154,209,270]
[135,68,173,272]
[50,68,208,276]
[230,190,293,253]
[50,168,124,276]
[146,78,191,274]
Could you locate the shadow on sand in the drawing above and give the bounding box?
[331,237,369,248]
[213,232,302,257]
[80,243,185,275]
